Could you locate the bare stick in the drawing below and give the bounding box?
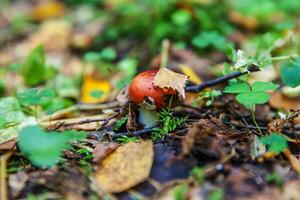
[185,65,260,93]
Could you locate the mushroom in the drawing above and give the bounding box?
[129,70,178,128]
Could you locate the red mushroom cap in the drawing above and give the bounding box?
[129,70,177,110]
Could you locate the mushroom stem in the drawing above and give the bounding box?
[138,105,159,128]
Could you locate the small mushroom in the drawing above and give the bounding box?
[129,70,178,128]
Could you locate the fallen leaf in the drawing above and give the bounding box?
[20,20,72,52]
[229,11,258,30]
[80,74,111,103]
[95,140,153,193]
[153,68,188,99]
[0,116,36,145]
[92,142,119,162]
[178,64,202,84]
[0,140,16,151]
[269,92,300,124]
[31,1,65,21]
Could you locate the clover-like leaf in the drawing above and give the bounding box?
[18,125,86,168]
[260,133,288,153]
[236,92,269,109]
[17,88,56,106]
[224,81,278,109]
[224,82,250,94]
[252,81,279,92]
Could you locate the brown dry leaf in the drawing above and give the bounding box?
[181,118,238,160]
[92,142,119,162]
[153,68,188,99]
[0,140,16,151]
[95,140,153,193]
[20,20,72,53]
[269,92,300,124]
[229,11,258,30]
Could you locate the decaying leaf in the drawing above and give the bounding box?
[153,68,188,99]
[269,92,300,124]
[92,142,119,162]
[181,118,238,161]
[95,140,153,193]
[31,1,65,21]
[80,74,111,104]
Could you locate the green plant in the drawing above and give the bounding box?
[195,90,222,106]
[151,106,186,141]
[114,115,128,131]
[17,88,56,106]
[266,172,284,187]
[192,31,232,52]
[208,188,224,200]
[190,167,205,185]
[224,81,279,133]
[173,184,188,200]
[280,58,300,88]
[18,125,86,168]
[20,45,47,86]
[76,148,93,175]
[260,133,288,153]
[115,135,140,144]
[17,88,56,118]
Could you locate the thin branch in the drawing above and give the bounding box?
[112,127,153,139]
[185,65,260,93]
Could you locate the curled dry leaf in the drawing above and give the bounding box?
[153,68,188,99]
[95,140,153,193]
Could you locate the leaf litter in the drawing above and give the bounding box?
[1,1,300,199]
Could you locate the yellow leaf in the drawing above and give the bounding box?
[31,1,65,21]
[95,140,153,193]
[179,64,202,84]
[80,74,111,103]
[153,68,188,99]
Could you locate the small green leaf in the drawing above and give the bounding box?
[84,52,102,63]
[18,125,86,168]
[192,31,229,51]
[236,92,269,108]
[21,45,46,86]
[208,188,224,200]
[171,10,191,26]
[224,82,250,93]
[114,115,128,131]
[252,81,279,92]
[17,88,56,106]
[99,47,117,61]
[260,133,288,153]
[280,59,300,88]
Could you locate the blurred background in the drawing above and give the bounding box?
[0,0,300,107]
